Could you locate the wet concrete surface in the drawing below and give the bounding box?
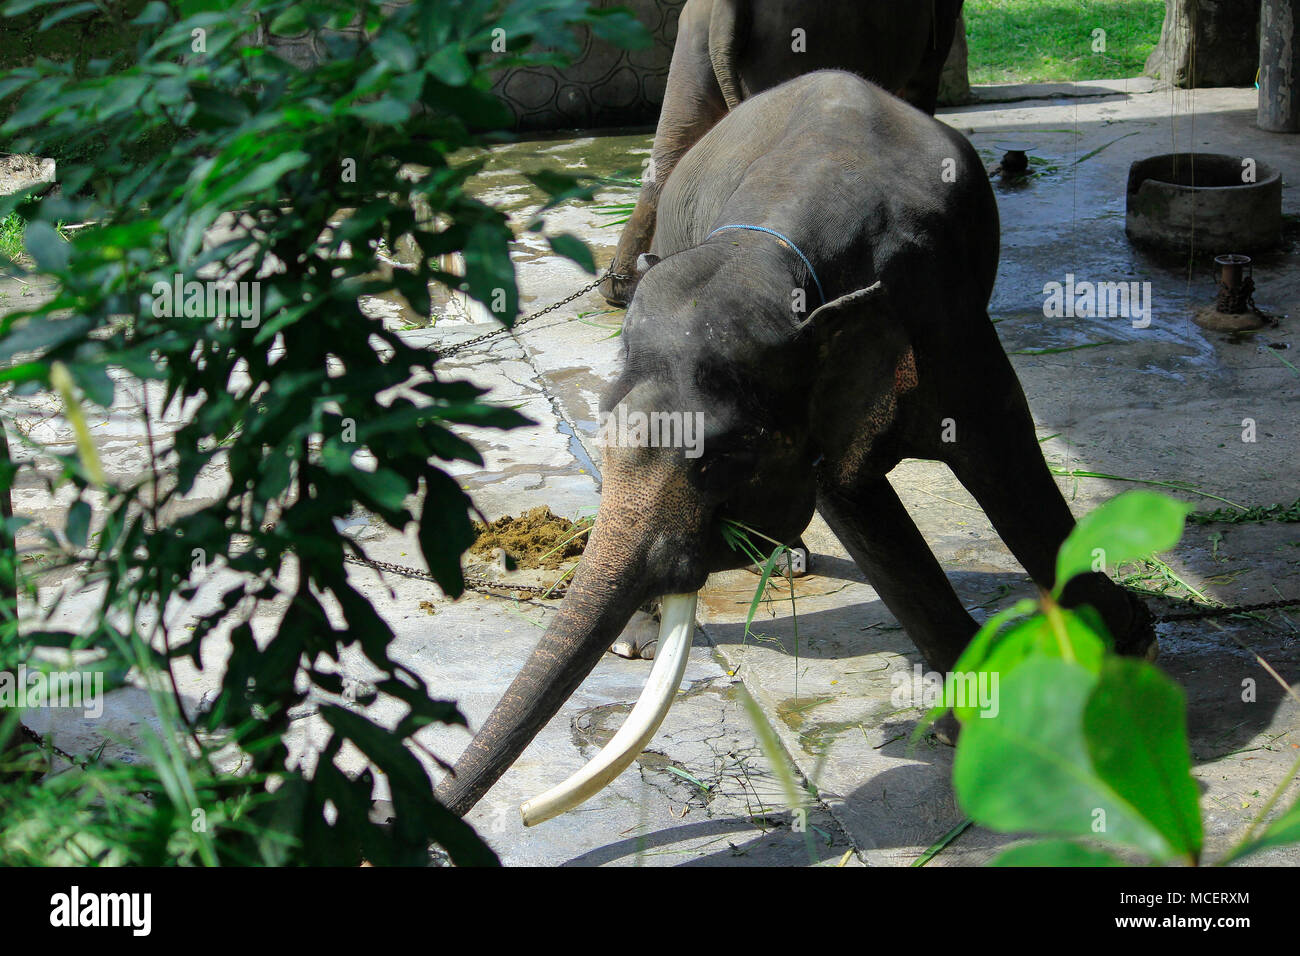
[5,79,1298,866]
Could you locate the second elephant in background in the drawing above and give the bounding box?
[601,0,965,305]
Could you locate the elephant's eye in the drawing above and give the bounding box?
[696,449,757,492]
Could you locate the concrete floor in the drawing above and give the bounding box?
[6,78,1299,866]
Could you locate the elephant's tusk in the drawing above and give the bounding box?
[520,592,699,827]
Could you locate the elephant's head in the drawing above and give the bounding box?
[436,247,903,823]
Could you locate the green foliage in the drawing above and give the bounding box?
[0,0,647,865]
[1189,497,1300,525]
[965,0,1164,85]
[1053,490,1190,594]
[947,490,1299,866]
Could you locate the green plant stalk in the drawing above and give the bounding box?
[736,684,816,865]
[912,817,973,867]
[1227,750,1300,858]
[1048,468,1246,511]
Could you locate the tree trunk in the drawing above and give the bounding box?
[1145,0,1262,88]
[1259,0,1300,130]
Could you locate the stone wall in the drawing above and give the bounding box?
[261,0,970,132]
[492,0,684,131]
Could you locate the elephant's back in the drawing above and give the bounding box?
[655,71,997,303]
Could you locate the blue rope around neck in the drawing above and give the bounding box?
[705,224,826,306]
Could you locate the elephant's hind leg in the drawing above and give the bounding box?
[941,344,1155,658]
[817,476,978,674]
[600,2,728,305]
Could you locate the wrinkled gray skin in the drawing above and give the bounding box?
[600,0,964,305]
[437,71,1154,818]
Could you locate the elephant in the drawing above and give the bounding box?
[600,0,965,305]
[436,70,1154,825]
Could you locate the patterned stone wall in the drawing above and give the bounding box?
[490,0,684,131]
[257,1,968,132]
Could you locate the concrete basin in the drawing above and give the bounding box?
[1126,152,1282,252]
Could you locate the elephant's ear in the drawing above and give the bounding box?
[795,281,887,338]
[796,281,919,476]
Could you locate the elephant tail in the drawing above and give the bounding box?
[707,0,746,111]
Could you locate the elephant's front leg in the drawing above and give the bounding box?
[817,475,979,675]
[600,182,661,306]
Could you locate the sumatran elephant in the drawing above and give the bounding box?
[436,71,1154,826]
[600,0,965,305]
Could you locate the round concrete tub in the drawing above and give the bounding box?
[1126,153,1282,252]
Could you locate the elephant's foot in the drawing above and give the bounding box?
[1059,576,1158,661]
[609,633,657,660]
[609,602,662,660]
[744,540,811,578]
[930,710,960,747]
[1115,592,1159,662]
[598,266,638,307]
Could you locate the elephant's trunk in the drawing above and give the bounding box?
[435,516,653,818]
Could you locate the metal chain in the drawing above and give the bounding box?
[1152,596,1300,623]
[342,266,630,595]
[343,553,567,597]
[436,265,631,358]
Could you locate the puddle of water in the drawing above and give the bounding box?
[557,419,601,485]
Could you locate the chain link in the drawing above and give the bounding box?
[1152,596,1300,623]
[343,553,567,597]
[435,265,631,358]
[360,265,631,595]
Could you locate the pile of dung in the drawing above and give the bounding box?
[470,507,591,570]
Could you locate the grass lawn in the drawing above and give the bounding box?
[964,0,1166,85]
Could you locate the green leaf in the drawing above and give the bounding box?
[547,233,595,274]
[461,221,516,323]
[990,840,1124,866]
[347,99,411,125]
[268,6,307,35]
[350,467,410,513]
[371,32,417,72]
[23,220,68,272]
[427,45,472,86]
[65,500,90,548]
[1084,658,1203,861]
[131,1,169,25]
[953,657,1175,860]
[38,1,97,31]
[70,362,115,408]
[417,470,475,597]
[0,315,93,364]
[318,706,497,867]
[1055,491,1191,595]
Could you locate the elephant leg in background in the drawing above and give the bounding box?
[940,335,1156,658]
[896,0,963,114]
[599,3,728,305]
[817,476,979,675]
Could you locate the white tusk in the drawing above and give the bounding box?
[520,592,699,827]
